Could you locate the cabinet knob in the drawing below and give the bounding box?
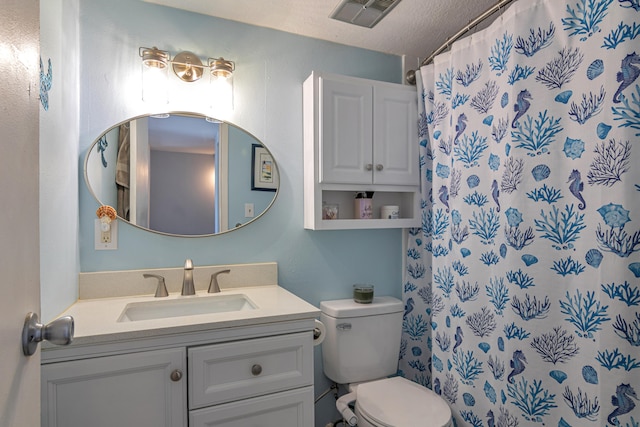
[170,369,183,382]
[251,364,263,376]
[365,164,373,171]
[376,164,384,171]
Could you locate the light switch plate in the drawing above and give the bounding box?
[244,203,254,218]
[95,219,118,250]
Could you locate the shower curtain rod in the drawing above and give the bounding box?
[420,0,515,67]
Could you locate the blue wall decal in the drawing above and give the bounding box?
[39,56,52,111]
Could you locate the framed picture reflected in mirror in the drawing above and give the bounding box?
[251,144,277,191]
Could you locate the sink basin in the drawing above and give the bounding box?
[118,294,256,322]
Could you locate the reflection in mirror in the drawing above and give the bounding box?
[85,113,279,236]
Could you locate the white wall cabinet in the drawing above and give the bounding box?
[304,71,420,230]
[42,327,314,427]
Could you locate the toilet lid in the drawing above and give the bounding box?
[356,377,451,427]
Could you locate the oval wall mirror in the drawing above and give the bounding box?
[85,112,279,236]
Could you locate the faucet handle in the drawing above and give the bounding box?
[209,269,231,293]
[184,259,194,270]
[143,274,169,298]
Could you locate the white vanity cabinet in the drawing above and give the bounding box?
[41,326,314,427]
[303,71,420,230]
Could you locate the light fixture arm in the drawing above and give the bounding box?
[171,51,204,82]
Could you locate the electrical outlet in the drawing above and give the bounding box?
[244,203,254,218]
[95,219,118,250]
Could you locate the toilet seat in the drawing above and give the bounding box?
[355,377,451,427]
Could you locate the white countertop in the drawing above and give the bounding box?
[46,285,320,347]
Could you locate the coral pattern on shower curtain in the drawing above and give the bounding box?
[400,0,640,425]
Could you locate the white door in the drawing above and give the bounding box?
[0,1,41,426]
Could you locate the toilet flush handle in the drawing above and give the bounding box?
[336,323,351,331]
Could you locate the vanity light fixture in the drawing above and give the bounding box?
[208,57,235,113]
[140,46,170,69]
[139,46,235,111]
[140,46,170,104]
[209,57,234,79]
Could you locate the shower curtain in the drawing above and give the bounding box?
[400,0,640,425]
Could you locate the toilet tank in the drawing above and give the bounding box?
[320,296,404,384]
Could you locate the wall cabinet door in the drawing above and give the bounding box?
[41,348,186,427]
[320,76,373,185]
[373,84,419,185]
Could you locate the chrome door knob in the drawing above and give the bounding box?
[376,164,384,171]
[365,164,373,171]
[22,312,74,356]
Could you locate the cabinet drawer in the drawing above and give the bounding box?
[188,332,312,409]
[189,386,313,427]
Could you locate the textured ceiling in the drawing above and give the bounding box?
[143,0,501,61]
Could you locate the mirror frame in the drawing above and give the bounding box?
[84,112,279,237]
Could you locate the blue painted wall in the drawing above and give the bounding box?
[71,1,406,424]
[78,0,404,295]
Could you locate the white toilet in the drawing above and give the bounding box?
[320,296,452,427]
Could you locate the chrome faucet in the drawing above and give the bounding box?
[143,273,168,297]
[181,259,196,296]
[208,269,230,293]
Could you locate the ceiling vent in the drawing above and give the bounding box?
[330,0,402,28]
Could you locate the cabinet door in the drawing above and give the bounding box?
[41,348,186,427]
[320,76,373,184]
[189,386,314,427]
[373,84,419,186]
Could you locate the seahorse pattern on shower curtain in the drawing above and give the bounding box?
[400,0,640,426]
